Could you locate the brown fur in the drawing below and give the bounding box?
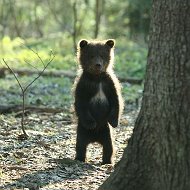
[73,39,123,164]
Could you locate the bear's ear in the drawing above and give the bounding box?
[79,39,88,48]
[105,39,115,48]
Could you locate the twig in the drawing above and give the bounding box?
[24,59,40,72]
[24,52,55,92]
[21,42,45,67]
[2,58,27,137]
[2,59,24,92]
[2,50,55,139]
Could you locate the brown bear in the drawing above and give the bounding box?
[73,39,123,164]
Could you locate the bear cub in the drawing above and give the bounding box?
[73,39,123,164]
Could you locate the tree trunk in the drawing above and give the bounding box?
[99,0,190,190]
[94,0,104,38]
[9,0,21,37]
[34,0,43,38]
[72,0,78,52]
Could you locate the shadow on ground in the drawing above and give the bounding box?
[1,158,97,190]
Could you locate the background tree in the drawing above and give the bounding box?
[99,0,190,189]
[94,0,104,38]
[126,0,151,38]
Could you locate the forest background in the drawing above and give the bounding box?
[0,0,151,108]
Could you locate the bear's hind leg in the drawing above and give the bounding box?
[75,136,87,162]
[75,124,89,162]
[100,126,114,164]
[102,139,114,164]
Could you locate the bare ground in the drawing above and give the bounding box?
[0,109,138,190]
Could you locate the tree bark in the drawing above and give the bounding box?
[99,0,190,190]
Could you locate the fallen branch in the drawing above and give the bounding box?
[0,67,143,84]
[119,77,143,85]
[0,105,64,114]
[0,67,75,78]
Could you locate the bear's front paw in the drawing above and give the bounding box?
[108,118,118,128]
[83,120,96,130]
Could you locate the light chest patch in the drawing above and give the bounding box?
[91,83,107,103]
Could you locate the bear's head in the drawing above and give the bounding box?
[77,39,115,75]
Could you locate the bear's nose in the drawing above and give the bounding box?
[96,63,101,67]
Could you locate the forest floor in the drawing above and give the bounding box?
[0,74,140,190]
[0,109,138,190]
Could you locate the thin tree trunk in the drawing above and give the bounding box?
[94,0,105,39]
[34,0,43,38]
[0,0,9,38]
[9,0,21,37]
[99,0,190,190]
[94,0,101,38]
[72,0,78,52]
